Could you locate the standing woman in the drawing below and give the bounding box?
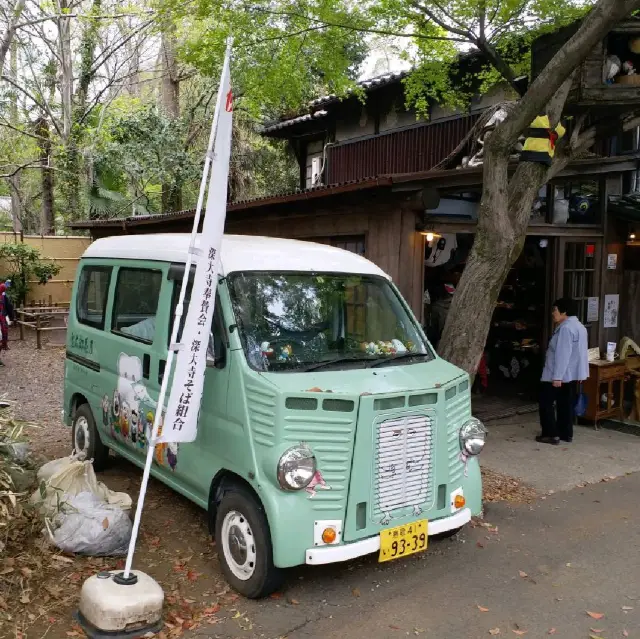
[0,283,8,366]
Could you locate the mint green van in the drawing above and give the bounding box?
[64,233,485,598]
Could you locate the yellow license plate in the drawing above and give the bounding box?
[379,520,428,562]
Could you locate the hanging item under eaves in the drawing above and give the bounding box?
[425,234,457,267]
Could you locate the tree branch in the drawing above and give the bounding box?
[0,119,48,141]
[0,159,43,178]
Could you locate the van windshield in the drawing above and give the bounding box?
[227,272,433,372]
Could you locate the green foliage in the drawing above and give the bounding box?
[0,243,61,306]
[162,0,368,118]
[94,105,202,214]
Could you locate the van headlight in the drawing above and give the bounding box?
[459,418,486,455]
[277,444,317,490]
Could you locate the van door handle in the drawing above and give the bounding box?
[159,359,166,385]
[143,354,150,380]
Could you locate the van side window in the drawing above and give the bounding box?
[169,280,226,365]
[77,265,111,330]
[113,268,162,343]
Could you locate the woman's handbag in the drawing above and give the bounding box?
[574,382,588,417]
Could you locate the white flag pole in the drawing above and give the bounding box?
[122,39,233,579]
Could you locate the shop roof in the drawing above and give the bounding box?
[68,155,640,232]
[262,70,412,136]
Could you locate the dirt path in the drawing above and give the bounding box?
[1,333,237,639]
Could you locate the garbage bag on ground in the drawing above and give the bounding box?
[47,491,132,556]
[37,453,80,483]
[31,457,131,518]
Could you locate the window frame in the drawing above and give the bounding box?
[167,274,228,369]
[111,266,163,345]
[76,264,112,331]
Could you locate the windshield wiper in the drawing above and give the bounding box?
[302,356,372,372]
[368,353,429,368]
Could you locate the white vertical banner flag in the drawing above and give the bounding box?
[158,48,233,444]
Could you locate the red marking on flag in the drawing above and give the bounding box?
[225,89,233,112]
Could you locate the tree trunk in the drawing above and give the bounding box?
[0,0,26,75]
[160,24,182,213]
[9,38,21,232]
[58,0,73,140]
[36,117,55,235]
[438,0,640,376]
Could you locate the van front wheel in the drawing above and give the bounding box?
[72,404,109,471]
[214,487,283,599]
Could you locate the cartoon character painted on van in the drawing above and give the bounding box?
[100,352,179,470]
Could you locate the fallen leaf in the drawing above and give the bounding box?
[20,567,33,578]
[48,617,57,624]
[477,542,485,549]
[307,387,323,392]
[622,606,634,611]
[477,605,490,612]
[519,571,528,578]
[352,588,361,598]
[0,567,14,576]
[591,630,605,634]
[623,630,629,637]
[20,593,30,604]
[270,592,283,600]
[66,632,80,637]
[46,585,63,599]
[548,630,556,635]
[590,635,605,639]
[289,598,300,605]
[202,605,220,616]
[51,555,74,564]
[489,629,501,636]
[389,626,401,631]
[186,570,198,582]
[512,631,527,636]
[587,612,605,620]
[102,518,109,530]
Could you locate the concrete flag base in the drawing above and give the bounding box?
[75,570,163,638]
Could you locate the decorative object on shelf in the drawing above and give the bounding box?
[604,54,621,82]
[622,60,637,75]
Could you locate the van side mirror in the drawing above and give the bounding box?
[206,332,226,369]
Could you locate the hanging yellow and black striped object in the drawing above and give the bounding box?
[520,115,566,165]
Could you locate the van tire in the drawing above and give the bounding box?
[214,486,283,599]
[72,404,109,471]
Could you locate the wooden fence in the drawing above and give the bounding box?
[0,233,90,305]
[16,303,69,349]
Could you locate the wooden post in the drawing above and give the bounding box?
[48,294,52,306]
[18,310,24,341]
[36,314,41,349]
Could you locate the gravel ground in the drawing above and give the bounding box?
[0,327,68,461]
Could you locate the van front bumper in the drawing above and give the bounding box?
[305,507,471,565]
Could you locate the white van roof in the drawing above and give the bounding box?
[82,233,390,279]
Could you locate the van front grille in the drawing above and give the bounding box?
[372,414,434,524]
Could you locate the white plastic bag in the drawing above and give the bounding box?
[37,454,80,483]
[31,458,131,518]
[48,492,132,556]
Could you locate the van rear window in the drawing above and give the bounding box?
[76,266,111,330]
[112,268,162,343]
